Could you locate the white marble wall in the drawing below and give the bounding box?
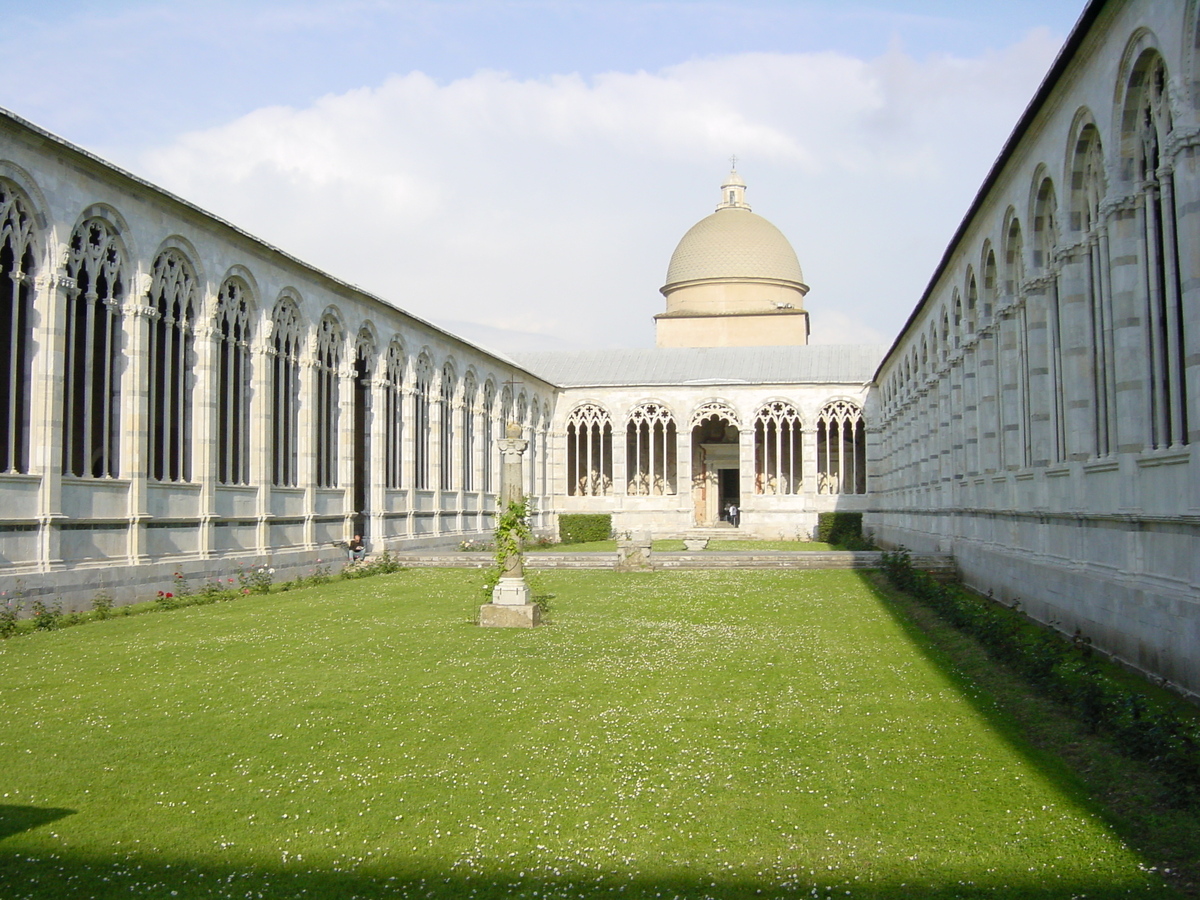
[0,113,553,603]
[870,0,1200,698]
[547,383,872,538]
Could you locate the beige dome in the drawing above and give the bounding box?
[663,207,805,290]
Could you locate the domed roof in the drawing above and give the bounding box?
[663,171,804,290]
[664,207,805,288]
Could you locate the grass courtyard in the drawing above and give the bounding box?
[0,569,1179,899]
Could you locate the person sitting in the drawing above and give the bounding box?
[348,534,366,561]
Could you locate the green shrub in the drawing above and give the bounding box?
[91,591,114,619]
[816,512,863,545]
[30,599,63,631]
[880,546,1200,806]
[341,549,406,579]
[559,514,611,544]
[0,598,20,638]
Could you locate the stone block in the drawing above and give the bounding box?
[492,576,532,605]
[479,603,541,628]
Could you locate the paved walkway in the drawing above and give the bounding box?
[386,549,956,576]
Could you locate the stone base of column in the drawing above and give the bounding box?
[491,576,532,606]
[479,601,541,628]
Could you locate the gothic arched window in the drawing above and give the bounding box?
[414,353,433,490]
[147,249,198,483]
[383,341,404,489]
[481,380,495,493]
[440,362,456,491]
[271,297,301,487]
[626,403,676,495]
[1070,121,1115,457]
[315,313,343,488]
[754,401,802,495]
[0,184,35,474]
[1124,51,1187,449]
[1034,176,1065,463]
[817,400,866,495]
[566,403,612,496]
[64,218,125,478]
[215,278,251,485]
[462,370,478,492]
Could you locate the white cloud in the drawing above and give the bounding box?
[138,29,1060,352]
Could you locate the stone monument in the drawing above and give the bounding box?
[479,423,541,628]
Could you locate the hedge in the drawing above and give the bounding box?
[558,514,612,544]
[880,547,1200,806]
[816,511,863,544]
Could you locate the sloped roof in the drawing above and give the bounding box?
[510,345,885,388]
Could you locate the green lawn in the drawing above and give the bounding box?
[0,569,1174,899]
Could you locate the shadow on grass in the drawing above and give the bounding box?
[847,567,1183,897]
[0,804,75,841]
[0,849,1167,899]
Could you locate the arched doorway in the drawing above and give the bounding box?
[690,402,740,526]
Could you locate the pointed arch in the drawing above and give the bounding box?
[1119,44,1188,448]
[314,312,344,488]
[753,400,802,495]
[566,402,612,496]
[461,368,478,491]
[481,378,496,493]
[413,351,434,490]
[816,400,865,495]
[384,339,405,489]
[270,293,302,487]
[215,275,253,484]
[439,359,457,490]
[0,180,39,474]
[63,214,127,478]
[626,402,677,496]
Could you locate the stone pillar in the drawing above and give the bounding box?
[192,307,220,560]
[34,266,72,570]
[299,330,319,550]
[251,315,274,557]
[369,370,388,551]
[337,347,356,542]
[482,422,538,627]
[122,275,155,565]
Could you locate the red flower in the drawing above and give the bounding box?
[157,591,164,597]
[165,592,173,598]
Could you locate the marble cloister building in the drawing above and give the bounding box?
[1,0,1198,697]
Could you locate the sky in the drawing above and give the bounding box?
[0,0,1089,352]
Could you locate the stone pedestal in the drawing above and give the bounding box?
[616,533,653,571]
[479,602,541,628]
[482,575,538,629]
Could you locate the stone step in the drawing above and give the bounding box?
[386,550,956,575]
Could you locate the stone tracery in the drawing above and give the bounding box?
[566,403,612,497]
[0,182,35,475]
[753,401,801,495]
[625,403,676,496]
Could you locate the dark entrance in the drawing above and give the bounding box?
[718,468,740,524]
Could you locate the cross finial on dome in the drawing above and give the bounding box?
[718,164,749,211]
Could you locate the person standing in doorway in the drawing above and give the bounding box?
[728,504,739,528]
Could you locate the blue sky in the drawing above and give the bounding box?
[0,1,1088,350]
